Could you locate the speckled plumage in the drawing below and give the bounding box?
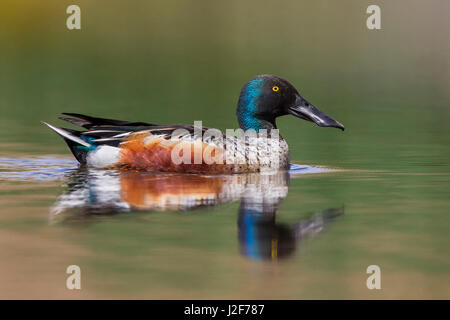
[115,129,290,173]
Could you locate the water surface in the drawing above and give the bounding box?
[0,153,448,299]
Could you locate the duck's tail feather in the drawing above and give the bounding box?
[42,122,93,164]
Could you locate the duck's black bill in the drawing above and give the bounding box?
[288,96,345,131]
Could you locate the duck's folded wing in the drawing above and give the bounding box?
[59,113,217,144]
[54,113,242,172]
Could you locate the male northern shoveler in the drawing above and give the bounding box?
[44,74,344,173]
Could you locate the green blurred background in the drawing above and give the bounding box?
[1,0,449,170]
[0,1,449,299]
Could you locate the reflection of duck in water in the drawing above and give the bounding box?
[52,169,343,259]
[52,169,290,214]
[238,205,343,260]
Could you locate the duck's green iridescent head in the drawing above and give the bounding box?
[236,74,344,131]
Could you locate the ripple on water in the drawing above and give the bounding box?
[0,157,334,182]
[0,157,78,181]
[289,163,334,174]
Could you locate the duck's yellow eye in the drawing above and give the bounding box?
[272,86,279,92]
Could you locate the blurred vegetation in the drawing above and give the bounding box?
[0,0,449,172]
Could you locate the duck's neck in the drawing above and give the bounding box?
[236,80,276,131]
[237,115,277,131]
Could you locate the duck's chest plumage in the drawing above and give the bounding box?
[207,133,290,173]
[220,134,290,172]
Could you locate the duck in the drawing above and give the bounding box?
[44,74,344,173]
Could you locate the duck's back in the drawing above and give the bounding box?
[45,113,290,173]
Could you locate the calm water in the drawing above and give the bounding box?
[0,151,448,299]
[0,1,449,299]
